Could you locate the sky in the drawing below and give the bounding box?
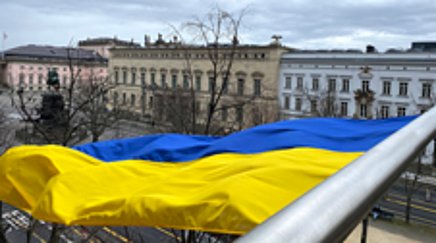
[1,0,436,52]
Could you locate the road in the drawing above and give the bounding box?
[377,180,436,227]
[1,203,177,243]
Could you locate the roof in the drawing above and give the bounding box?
[4,45,107,62]
[78,37,140,47]
[281,51,436,65]
[111,43,292,52]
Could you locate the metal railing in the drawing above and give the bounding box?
[236,106,436,243]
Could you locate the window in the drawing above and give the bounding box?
[114,71,119,83]
[422,83,432,98]
[285,77,292,89]
[382,81,391,95]
[195,75,201,91]
[236,106,243,124]
[161,74,166,87]
[131,94,136,106]
[122,71,127,84]
[150,73,156,85]
[284,96,290,109]
[360,104,367,118]
[131,72,136,85]
[63,75,67,86]
[399,82,408,96]
[311,100,317,113]
[295,98,302,111]
[140,72,146,86]
[362,80,370,92]
[208,77,215,93]
[312,78,319,91]
[172,74,177,88]
[141,94,146,111]
[340,102,348,117]
[397,106,406,117]
[38,74,43,85]
[296,77,303,90]
[149,96,153,109]
[381,105,389,118]
[254,79,261,96]
[328,79,336,91]
[183,75,189,89]
[122,93,126,105]
[19,73,25,86]
[237,78,244,95]
[342,79,349,92]
[222,77,228,94]
[113,92,119,105]
[29,74,34,86]
[222,107,228,121]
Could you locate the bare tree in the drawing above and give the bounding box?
[8,47,120,242]
[150,7,280,136]
[403,153,427,224]
[76,76,123,142]
[12,47,117,145]
[298,86,342,118]
[311,89,340,117]
[184,8,245,135]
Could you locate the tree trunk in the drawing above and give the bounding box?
[123,226,130,239]
[48,223,60,243]
[0,201,6,243]
[26,218,35,243]
[405,194,412,224]
[433,138,436,167]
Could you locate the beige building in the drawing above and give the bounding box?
[109,36,290,131]
[79,37,140,58]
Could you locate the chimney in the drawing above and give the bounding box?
[144,35,150,47]
[155,33,165,45]
[366,45,377,53]
[173,36,178,43]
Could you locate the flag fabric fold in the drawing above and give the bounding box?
[0,116,416,234]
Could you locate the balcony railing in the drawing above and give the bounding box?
[236,106,436,243]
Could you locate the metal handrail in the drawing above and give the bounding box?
[236,106,436,243]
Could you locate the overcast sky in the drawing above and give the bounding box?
[1,0,436,51]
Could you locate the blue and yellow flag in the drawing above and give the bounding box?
[0,116,415,234]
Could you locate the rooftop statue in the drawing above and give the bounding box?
[39,69,64,122]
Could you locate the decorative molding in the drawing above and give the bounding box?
[397,77,412,82]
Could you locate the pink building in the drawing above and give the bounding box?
[0,45,108,91]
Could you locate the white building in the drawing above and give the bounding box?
[279,51,436,120]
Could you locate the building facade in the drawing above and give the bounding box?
[279,52,436,120]
[0,45,107,92]
[78,37,140,58]
[109,37,290,130]
[0,59,6,88]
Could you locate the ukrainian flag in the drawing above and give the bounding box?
[0,116,415,234]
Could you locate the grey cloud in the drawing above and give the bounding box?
[1,0,436,51]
